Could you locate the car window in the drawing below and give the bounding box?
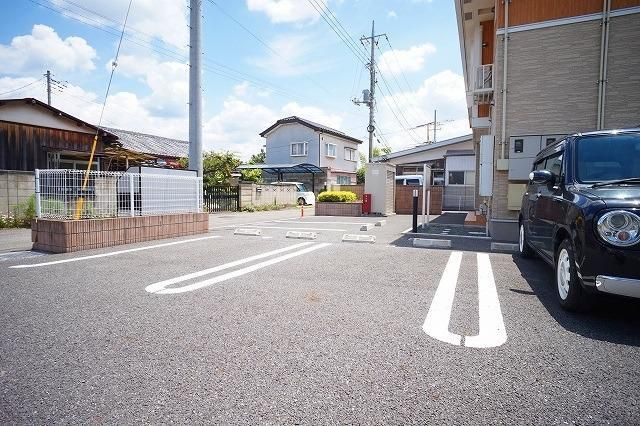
[576,133,640,182]
[533,160,545,171]
[406,179,420,186]
[545,152,563,178]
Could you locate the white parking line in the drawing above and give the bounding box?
[146,242,331,294]
[9,236,221,269]
[145,242,313,293]
[465,253,508,348]
[252,226,348,232]
[274,220,373,225]
[422,251,463,346]
[422,251,507,348]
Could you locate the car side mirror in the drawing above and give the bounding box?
[529,169,554,184]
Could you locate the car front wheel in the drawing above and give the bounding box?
[555,239,590,311]
[297,197,305,205]
[518,223,534,258]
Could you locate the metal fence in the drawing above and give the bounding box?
[203,186,239,212]
[443,185,476,211]
[35,169,203,219]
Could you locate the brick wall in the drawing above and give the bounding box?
[1,170,34,216]
[395,186,442,215]
[32,212,209,253]
[315,202,362,217]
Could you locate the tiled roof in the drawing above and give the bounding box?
[103,127,189,158]
[259,116,364,144]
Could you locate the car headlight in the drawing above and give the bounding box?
[597,210,640,247]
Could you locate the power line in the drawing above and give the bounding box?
[0,77,45,97]
[205,0,335,98]
[384,35,419,96]
[27,0,330,107]
[306,0,368,65]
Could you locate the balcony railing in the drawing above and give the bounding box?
[474,64,493,92]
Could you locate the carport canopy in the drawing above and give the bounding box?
[236,163,324,191]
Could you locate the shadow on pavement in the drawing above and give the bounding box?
[512,254,640,346]
[429,212,467,225]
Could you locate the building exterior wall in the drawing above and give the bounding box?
[602,13,640,128]
[0,102,96,135]
[318,132,359,174]
[489,10,640,226]
[264,123,319,165]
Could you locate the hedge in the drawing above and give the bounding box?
[317,191,357,203]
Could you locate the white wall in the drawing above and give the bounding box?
[0,103,95,134]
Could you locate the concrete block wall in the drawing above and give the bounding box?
[32,212,209,253]
[1,170,34,216]
[239,183,297,208]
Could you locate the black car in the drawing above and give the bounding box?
[518,129,640,310]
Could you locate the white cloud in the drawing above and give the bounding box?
[51,0,188,48]
[0,25,97,74]
[246,0,325,24]
[248,34,331,76]
[113,54,189,118]
[387,10,398,19]
[378,43,437,75]
[203,85,346,159]
[377,70,470,151]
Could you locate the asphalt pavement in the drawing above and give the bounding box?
[1,212,639,424]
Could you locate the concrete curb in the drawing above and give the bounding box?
[234,228,262,236]
[286,231,318,240]
[342,234,376,244]
[491,242,519,252]
[413,238,452,248]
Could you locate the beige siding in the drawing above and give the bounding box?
[602,13,640,129]
[490,13,640,220]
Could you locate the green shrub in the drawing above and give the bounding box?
[240,203,295,212]
[317,191,357,203]
[1,195,36,228]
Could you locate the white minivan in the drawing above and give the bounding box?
[395,175,423,186]
[271,181,316,205]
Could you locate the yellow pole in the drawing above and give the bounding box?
[73,134,99,219]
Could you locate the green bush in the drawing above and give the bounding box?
[0,195,36,228]
[317,191,357,203]
[241,203,295,212]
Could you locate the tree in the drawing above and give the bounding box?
[249,149,266,165]
[356,145,393,184]
[202,151,241,189]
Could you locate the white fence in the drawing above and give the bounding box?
[35,169,203,219]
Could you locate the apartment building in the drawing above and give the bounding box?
[454,0,640,241]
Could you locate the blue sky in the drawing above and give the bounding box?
[0,0,469,159]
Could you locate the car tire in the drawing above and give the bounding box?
[297,197,305,206]
[518,222,534,258]
[555,239,590,311]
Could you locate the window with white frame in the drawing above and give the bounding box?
[337,175,351,185]
[326,143,336,157]
[344,147,357,161]
[290,142,308,157]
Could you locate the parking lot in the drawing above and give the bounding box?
[1,210,640,424]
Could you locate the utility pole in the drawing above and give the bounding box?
[433,109,437,143]
[354,21,386,162]
[188,0,203,177]
[45,70,51,105]
[410,110,453,144]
